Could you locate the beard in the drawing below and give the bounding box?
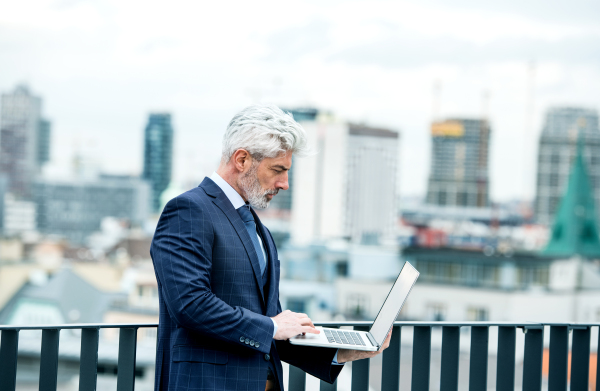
[238,162,279,209]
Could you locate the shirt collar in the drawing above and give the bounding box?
[210,172,246,209]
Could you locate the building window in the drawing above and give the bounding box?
[466,307,488,321]
[336,261,348,277]
[426,303,447,321]
[346,293,369,318]
[458,192,468,206]
[438,191,447,206]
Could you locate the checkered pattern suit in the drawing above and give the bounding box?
[151,177,343,391]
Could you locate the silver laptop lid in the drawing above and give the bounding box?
[369,261,419,346]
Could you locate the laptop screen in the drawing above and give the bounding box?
[369,262,419,345]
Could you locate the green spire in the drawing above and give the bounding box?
[542,134,600,258]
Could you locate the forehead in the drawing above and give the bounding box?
[261,151,292,167]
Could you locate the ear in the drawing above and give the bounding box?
[231,149,252,173]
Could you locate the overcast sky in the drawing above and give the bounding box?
[1,0,599,201]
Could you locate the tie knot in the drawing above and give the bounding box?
[237,205,254,223]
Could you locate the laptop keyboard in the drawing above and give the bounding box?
[323,329,366,346]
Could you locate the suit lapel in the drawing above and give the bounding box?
[200,178,265,305]
[252,209,278,315]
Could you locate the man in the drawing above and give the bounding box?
[151,104,391,391]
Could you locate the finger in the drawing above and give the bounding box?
[294,314,315,327]
[301,326,320,334]
[383,330,393,345]
[298,318,316,327]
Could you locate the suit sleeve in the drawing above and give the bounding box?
[274,300,344,384]
[151,195,274,354]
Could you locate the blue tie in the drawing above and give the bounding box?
[237,205,266,276]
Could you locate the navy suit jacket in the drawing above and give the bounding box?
[150,177,343,391]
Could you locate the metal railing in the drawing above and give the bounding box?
[0,321,598,391]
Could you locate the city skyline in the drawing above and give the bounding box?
[3,82,599,207]
[1,0,598,202]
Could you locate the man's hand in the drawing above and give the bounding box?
[336,330,392,363]
[271,310,320,340]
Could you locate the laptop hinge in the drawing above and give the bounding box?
[366,333,378,348]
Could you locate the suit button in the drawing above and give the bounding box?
[240,336,245,343]
[255,342,260,348]
[264,354,270,361]
[245,338,250,344]
[250,340,255,346]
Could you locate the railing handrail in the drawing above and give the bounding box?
[1,321,599,391]
[2,320,600,330]
[0,322,159,330]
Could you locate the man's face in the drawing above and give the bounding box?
[239,151,291,209]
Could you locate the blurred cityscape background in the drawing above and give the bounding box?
[1,0,599,389]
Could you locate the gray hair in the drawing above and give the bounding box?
[221,103,310,163]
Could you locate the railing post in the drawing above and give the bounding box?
[548,325,568,391]
[117,327,138,391]
[39,328,60,391]
[496,326,516,391]
[288,366,306,391]
[597,326,600,391]
[351,325,370,391]
[79,327,99,391]
[440,326,460,391]
[411,326,431,391]
[381,325,401,391]
[469,326,489,391]
[522,327,544,391]
[0,329,19,391]
[570,326,591,391]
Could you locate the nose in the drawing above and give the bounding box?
[278,173,289,191]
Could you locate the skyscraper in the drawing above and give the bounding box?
[426,119,490,208]
[142,113,173,213]
[345,124,399,243]
[268,108,319,213]
[291,115,400,244]
[534,107,600,225]
[0,85,51,198]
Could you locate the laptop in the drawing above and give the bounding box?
[289,261,419,352]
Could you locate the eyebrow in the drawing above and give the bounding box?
[272,165,290,171]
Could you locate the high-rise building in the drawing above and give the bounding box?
[345,124,399,243]
[142,113,173,213]
[291,115,400,244]
[34,175,151,244]
[0,85,51,198]
[426,119,490,208]
[268,108,320,213]
[535,107,600,225]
